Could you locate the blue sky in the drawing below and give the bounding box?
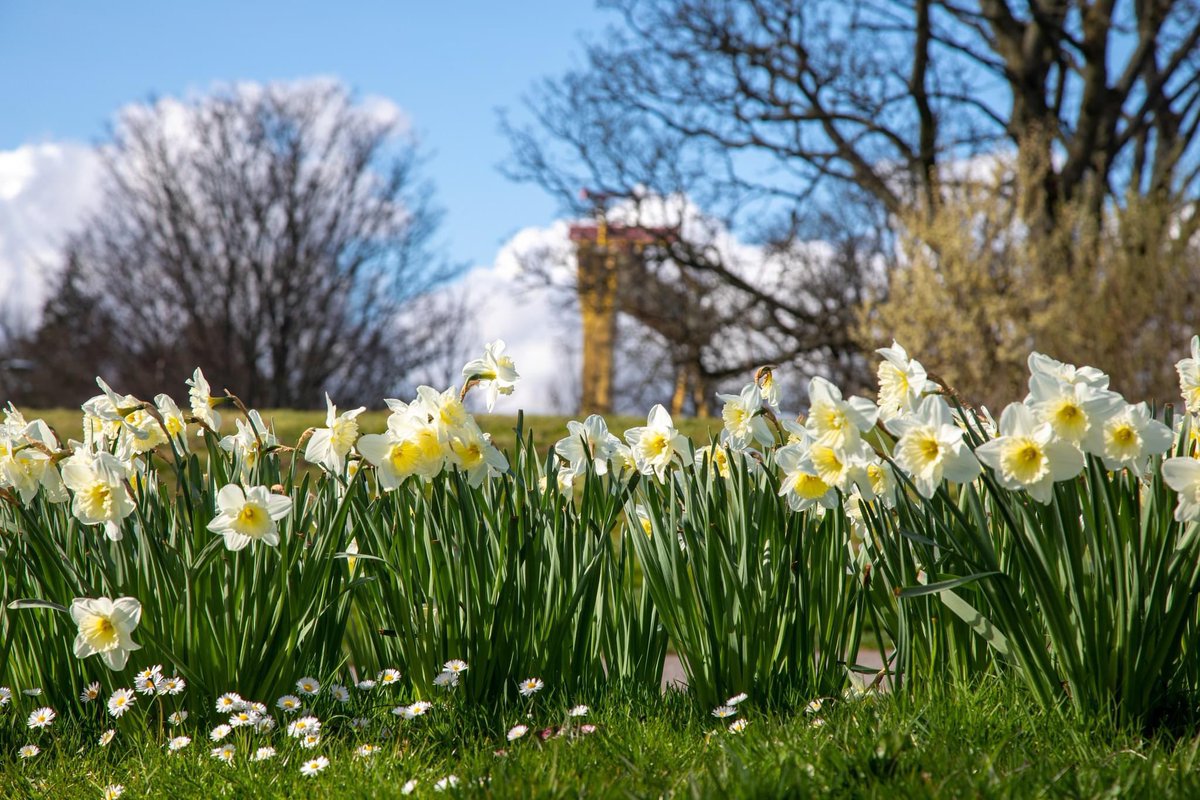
[0,0,608,268]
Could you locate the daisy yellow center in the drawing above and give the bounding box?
[999,437,1047,484]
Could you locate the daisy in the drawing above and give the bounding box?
[296,677,320,696]
[580,724,597,734]
[22,688,42,697]
[356,679,377,691]
[0,687,10,706]
[167,736,191,752]
[378,668,400,686]
[288,716,321,738]
[276,694,302,713]
[433,671,459,688]
[407,701,432,717]
[103,785,125,800]
[81,682,101,703]
[229,710,259,728]
[507,724,528,741]
[168,710,188,726]
[215,692,244,713]
[355,743,379,758]
[568,705,589,717]
[728,718,748,734]
[443,659,468,675]
[210,724,232,741]
[726,693,748,706]
[518,677,543,697]
[247,701,268,715]
[134,675,157,695]
[27,706,55,729]
[300,755,330,777]
[98,729,116,746]
[711,705,736,719]
[18,744,39,759]
[300,733,322,749]
[156,675,185,695]
[401,780,418,795]
[252,746,276,761]
[330,684,350,703]
[350,717,370,730]
[211,743,236,763]
[255,716,277,733]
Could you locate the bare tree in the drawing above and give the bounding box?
[19,79,461,408]
[504,0,1200,403]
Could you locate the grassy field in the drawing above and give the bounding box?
[2,679,1198,799]
[21,408,724,457]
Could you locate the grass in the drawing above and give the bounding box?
[3,679,1200,798]
[20,409,724,457]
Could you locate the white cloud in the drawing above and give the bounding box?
[0,141,102,323]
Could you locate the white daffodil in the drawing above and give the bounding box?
[625,404,693,481]
[807,439,874,498]
[886,396,982,498]
[220,410,277,478]
[186,368,222,433]
[357,415,447,490]
[461,339,520,412]
[806,376,879,450]
[759,369,781,407]
[154,393,190,449]
[1176,335,1200,415]
[60,450,134,540]
[1027,352,1110,390]
[695,444,738,479]
[864,459,898,508]
[875,341,936,421]
[446,420,509,487]
[1025,374,1124,445]
[206,484,293,551]
[1162,457,1200,522]
[305,394,366,475]
[70,596,142,671]
[555,415,623,476]
[413,386,474,439]
[975,403,1084,504]
[775,443,839,512]
[717,383,774,449]
[1084,402,1173,476]
[0,438,57,504]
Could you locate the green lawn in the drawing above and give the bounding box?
[21,409,724,457]
[2,679,1198,798]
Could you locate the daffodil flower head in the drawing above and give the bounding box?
[60,450,135,540]
[717,383,774,449]
[1162,456,1200,522]
[775,443,839,512]
[461,339,520,412]
[1027,352,1111,390]
[1084,402,1173,476]
[806,376,879,450]
[975,402,1084,504]
[875,341,936,421]
[554,414,622,476]
[305,394,366,475]
[624,404,693,481]
[70,596,142,671]
[207,484,293,551]
[186,368,222,433]
[1026,374,1124,444]
[886,395,982,498]
[1175,335,1200,415]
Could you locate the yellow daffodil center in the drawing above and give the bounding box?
[792,472,831,500]
[232,502,271,537]
[84,614,119,651]
[897,428,943,478]
[810,444,846,485]
[330,418,360,452]
[1048,400,1087,440]
[1107,423,1140,459]
[81,482,115,520]
[1000,437,1047,484]
[642,431,671,460]
[452,439,484,469]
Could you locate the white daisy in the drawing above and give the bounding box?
[276,694,302,713]
[296,677,320,696]
[18,744,39,759]
[518,677,543,697]
[211,743,236,763]
[27,706,55,729]
[507,724,528,741]
[210,724,232,741]
[252,746,277,761]
[167,736,191,752]
[300,755,330,777]
[81,682,101,703]
[98,729,116,746]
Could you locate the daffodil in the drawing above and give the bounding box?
[1083,402,1173,476]
[446,420,509,487]
[776,443,839,512]
[555,414,623,476]
[875,341,935,421]
[886,396,982,498]
[806,376,879,450]
[1176,335,1200,415]
[154,393,190,449]
[305,394,366,475]
[1026,374,1123,444]
[461,339,520,412]
[808,439,874,497]
[219,410,277,478]
[207,484,293,551]
[70,596,142,671]
[357,415,447,490]
[625,405,693,480]
[1162,456,1200,522]
[975,403,1084,503]
[186,368,222,432]
[60,450,134,540]
[1027,352,1110,390]
[413,385,474,438]
[717,383,774,448]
